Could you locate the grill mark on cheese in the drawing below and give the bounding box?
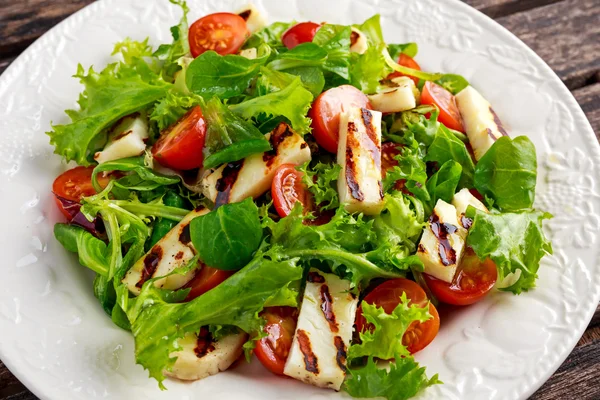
[307,271,325,283]
[215,160,244,206]
[137,246,163,288]
[333,336,347,372]
[238,9,251,20]
[296,329,319,374]
[489,107,508,136]
[360,108,382,173]
[175,251,184,260]
[350,30,359,47]
[418,243,426,253]
[263,122,294,166]
[319,284,338,333]
[112,130,133,141]
[194,326,216,358]
[461,215,473,229]
[345,122,365,201]
[429,212,458,266]
[179,224,192,245]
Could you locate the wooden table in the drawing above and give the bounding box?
[0,0,599,399]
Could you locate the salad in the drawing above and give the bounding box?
[47,1,553,399]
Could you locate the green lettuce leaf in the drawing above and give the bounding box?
[47,63,171,166]
[149,91,203,131]
[344,356,441,400]
[474,136,537,211]
[190,198,263,271]
[243,21,294,50]
[129,254,302,388]
[201,96,271,169]
[426,160,462,206]
[268,42,328,70]
[296,161,341,210]
[388,42,419,59]
[312,24,352,80]
[54,224,109,276]
[152,0,191,81]
[112,38,154,65]
[350,44,391,94]
[425,125,475,189]
[466,207,553,294]
[230,76,313,134]
[435,74,469,95]
[256,66,324,98]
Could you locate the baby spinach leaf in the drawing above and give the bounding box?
[190,198,263,270]
[256,66,324,98]
[435,74,469,95]
[466,207,553,294]
[201,97,271,169]
[474,136,537,211]
[92,156,180,193]
[244,21,294,50]
[426,160,462,206]
[426,125,475,189]
[268,42,328,70]
[54,224,109,276]
[312,24,352,80]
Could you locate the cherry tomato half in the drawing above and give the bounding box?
[308,85,372,153]
[184,264,234,301]
[254,307,298,375]
[388,54,421,85]
[356,278,440,354]
[424,248,498,306]
[272,164,313,218]
[189,12,249,57]
[420,81,464,132]
[282,22,321,49]
[152,106,207,171]
[52,166,111,220]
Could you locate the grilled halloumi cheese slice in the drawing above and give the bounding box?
[455,86,508,161]
[165,327,247,381]
[417,199,468,283]
[239,47,257,59]
[368,76,419,113]
[337,107,385,215]
[122,206,209,296]
[202,122,311,205]
[452,188,488,229]
[350,27,368,54]
[94,113,149,164]
[284,269,358,390]
[236,4,267,33]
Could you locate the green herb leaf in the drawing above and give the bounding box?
[344,356,441,400]
[47,63,171,166]
[426,160,462,206]
[190,198,263,271]
[230,76,313,134]
[474,136,537,211]
[466,207,553,294]
[201,96,271,169]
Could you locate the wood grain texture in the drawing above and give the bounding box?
[0,0,94,56]
[464,0,562,18]
[573,83,600,140]
[496,0,600,90]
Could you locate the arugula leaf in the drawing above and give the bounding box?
[112,38,153,65]
[153,0,190,81]
[190,198,263,271]
[185,50,268,99]
[388,42,419,59]
[425,125,475,189]
[230,76,313,134]
[426,160,462,206]
[344,356,441,400]
[348,293,431,360]
[312,24,352,80]
[466,207,553,294]
[149,90,202,131]
[474,136,537,211]
[296,161,341,210]
[54,224,109,276]
[129,254,302,388]
[201,96,271,169]
[47,63,171,166]
[435,74,469,95]
[91,156,180,193]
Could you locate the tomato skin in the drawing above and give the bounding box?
[184,264,234,301]
[254,307,298,375]
[420,81,465,132]
[309,85,372,153]
[282,22,321,49]
[152,106,207,171]
[388,54,421,85]
[272,164,312,218]
[189,13,249,57]
[52,166,110,220]
[424,248,498,306]
[356,278,440,355]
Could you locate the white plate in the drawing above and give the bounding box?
[0,0,598,399]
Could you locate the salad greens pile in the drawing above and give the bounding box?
[47,1,553,399]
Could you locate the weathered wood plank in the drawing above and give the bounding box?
[496,0,600,90]
[573,83,600,140]
[0,362,35,400]
[0,56,17,75]
[0,0,94,56]
[464,0,562,18]
[578,304,600,346]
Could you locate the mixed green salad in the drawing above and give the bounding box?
[47,1,553,399]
